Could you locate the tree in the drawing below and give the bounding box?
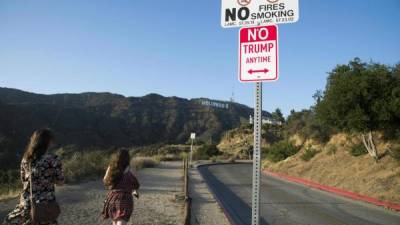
[316,58,396,161]
[312,90,323,104]
[194,144,220,160]
[387,63,400,138]
[285,109,332,143]
[271,108,285,124]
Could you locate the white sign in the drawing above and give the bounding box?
[239,25,278,82]
[190,133,196,139]
[221,0,299,28]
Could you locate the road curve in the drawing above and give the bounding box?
[198,163,400,225]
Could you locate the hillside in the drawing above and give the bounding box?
[218,123,282,158]
[0,87,270,169]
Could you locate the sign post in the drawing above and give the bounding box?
[252,82,262,225]
[220,1,299,224]
[189,133,196,165]
[239,25,278,225]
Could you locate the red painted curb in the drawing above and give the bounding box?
[263,170,400,212]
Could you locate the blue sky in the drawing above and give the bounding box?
[0,0,399,115]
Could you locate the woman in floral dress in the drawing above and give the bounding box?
[3,129,64,225]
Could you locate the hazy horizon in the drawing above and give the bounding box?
[0,85,249,104]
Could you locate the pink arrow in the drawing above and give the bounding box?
[248,68,269,74]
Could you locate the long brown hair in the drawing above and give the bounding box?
[23,129,54,163]
[104,149,130,188]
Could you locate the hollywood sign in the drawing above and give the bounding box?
[200,100,229,109]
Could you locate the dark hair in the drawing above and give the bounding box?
[104,149,130,188]
[23,129,54,163]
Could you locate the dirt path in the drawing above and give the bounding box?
[1,162,183,225]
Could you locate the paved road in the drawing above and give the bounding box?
[198,163,400,225]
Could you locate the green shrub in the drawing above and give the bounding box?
[131,157,160,170]
[129,144,163,156]
[286,109,334,144]
[227,157,236,163]
[130,145,191,159]
[262,124,284,144]
[326,145,337,155]
[63,151,109,183]
[193,144,221,160]
[179,152,189,160]
[213,155,232,163]
[389,144,400,161]
[63,151,160,183]
[154,154,180,161]
[0,169,21,198]
[264,140,300,162]
[301,147,319,161]
[349,143,368,157]
[157,145,190,156]
[0,169,19,185]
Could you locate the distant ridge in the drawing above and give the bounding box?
[0,87,270,168]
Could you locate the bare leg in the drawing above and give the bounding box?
[116,220,127,225]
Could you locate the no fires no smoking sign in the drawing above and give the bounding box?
[239,25,278,82]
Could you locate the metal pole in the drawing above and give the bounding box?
[252,82,262,225]
[189,138,194,166]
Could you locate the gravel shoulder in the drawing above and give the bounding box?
[189,165,230,225]
[1,161,183,225]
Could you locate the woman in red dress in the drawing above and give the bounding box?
[102,149,140,225]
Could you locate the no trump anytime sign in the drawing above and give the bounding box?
[239,25,278,82]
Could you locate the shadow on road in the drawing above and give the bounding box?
[199,165,270,225]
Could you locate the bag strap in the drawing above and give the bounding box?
[28,162,34,206]
[28,161,39,225]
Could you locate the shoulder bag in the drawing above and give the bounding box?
[29,162,61,225]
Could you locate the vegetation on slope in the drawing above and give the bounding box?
[315,59,400,160]
[263,133,400,203]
